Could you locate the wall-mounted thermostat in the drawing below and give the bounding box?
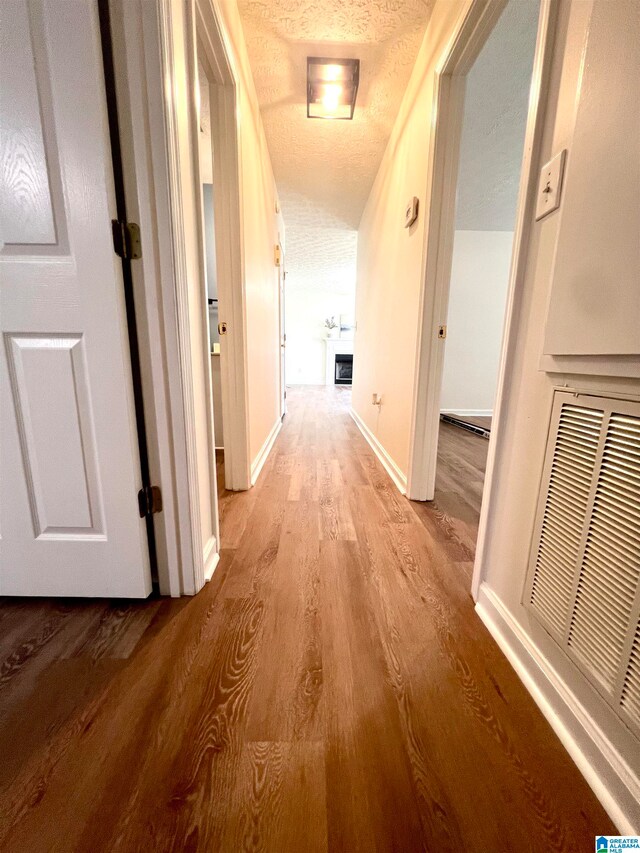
[404,196,419,228]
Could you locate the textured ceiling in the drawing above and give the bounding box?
[455,0,540,231]
[237,0,435,291]
[285,227,357,294]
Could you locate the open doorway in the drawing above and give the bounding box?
[408,0,553,568]
[434,0,541,553]
[195,58,225,494]
[283,231,357,392]
[191,0,252,510]
[277,241,287,419]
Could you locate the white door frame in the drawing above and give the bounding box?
[405,0,558,600]
[194,0,251,493]
[277,241,287,419]
[110,0,249,595]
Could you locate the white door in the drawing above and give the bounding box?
[278,246,287,418]
[0,0,151,597]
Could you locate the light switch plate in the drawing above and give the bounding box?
[535,149,566,221]
[404,196,419,228]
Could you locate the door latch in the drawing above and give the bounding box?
[218,321,228,336]
[438,325,447,339]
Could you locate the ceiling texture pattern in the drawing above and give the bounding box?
[237,0,434,292]
[455,0,540,231]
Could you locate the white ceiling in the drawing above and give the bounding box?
[285,227,357,294]
[455,0,540,231]
[237,0,435,291]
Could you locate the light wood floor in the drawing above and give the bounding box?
[0,386,614,851]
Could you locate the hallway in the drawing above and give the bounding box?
[0,386,613,851]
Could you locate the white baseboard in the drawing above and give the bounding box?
[476,583,639,834]
[203,536,219,583]
[250,418,282,485]
[441,409,493,417]
[350,408,407,495]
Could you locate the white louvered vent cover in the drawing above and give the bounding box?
[525,392,640,738]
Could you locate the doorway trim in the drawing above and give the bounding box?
[195,0,251,493]
[405,0,557,600]
[277,240,287,421]
[110,0,250,595]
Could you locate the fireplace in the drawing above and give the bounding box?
[324,339,353,386]
[334,353,353,385]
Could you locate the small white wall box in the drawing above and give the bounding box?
[404,197,419,228]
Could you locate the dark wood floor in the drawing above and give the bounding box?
[0,386,614,851]
[441,413,492,431]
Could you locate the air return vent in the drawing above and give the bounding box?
[525,392,640,738]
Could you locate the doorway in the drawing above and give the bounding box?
[184,3,254,564]
[407,0,555,587]
[195,54,225,500]
[277,241,287,419]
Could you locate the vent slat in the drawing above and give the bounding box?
[538,528,583,564]
[539,505,585,539]
[548,453,596,480]
[599,456,640,486]
[528,402,598,637]
[547,475,591,504]
[589,515,640,563]
[580,547,639,596]
[567,405,640,694]
[597,471,640,504]
[621,623,640,726]
[590,504,640,550]
[533,553,576,590]
[533,556,575,594]
[596,485,640,519]
[528,397,640,735]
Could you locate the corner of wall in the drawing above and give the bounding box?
[476,582,640,834]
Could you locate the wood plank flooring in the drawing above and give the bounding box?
[441,413,492,431]
[0,386,615,851]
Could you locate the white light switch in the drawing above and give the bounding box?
[535,149,566,221]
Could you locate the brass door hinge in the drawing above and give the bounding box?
[112,220,142,260]
[274,244,281,266]
[138,485,163,518]
[438,325,447,339]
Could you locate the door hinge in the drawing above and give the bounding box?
[112,220,142,260]
[274,244,281,266]
[438,324,447,339]
[138,485,163,518]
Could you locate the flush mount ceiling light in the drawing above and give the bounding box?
[307,57,360,120]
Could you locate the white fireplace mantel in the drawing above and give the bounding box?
[324,338,353,385]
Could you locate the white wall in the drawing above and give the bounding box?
[352,1,466,477]
[213,1,284,467]
[285,289,355,385]
[440,230,513,414]
[475,0,640,830]
[138,0,282,589]
[354,0,640,829]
